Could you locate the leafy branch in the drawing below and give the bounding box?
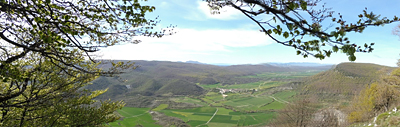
[207,0,399,61]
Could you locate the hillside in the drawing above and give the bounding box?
[350,106,400,127]
[99,62,398,126]
[302,62,394,104]
[87,60,331,103]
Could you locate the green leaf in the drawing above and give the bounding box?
[34,17,40,22]
[297,39,301,44]
[339,30,346,36]
[332,46,339,52]
[283,32,289,38]
[294,30,300,35]
[288,2,295,10]
[273,29,278,34]
[267,29,272,34]
[348,55,356,61]
[334,32,339,38]
[287,23,293,31]
[326,51,331,57]
[44,36,51,43]
[300,1,307,10]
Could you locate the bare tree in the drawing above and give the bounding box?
[270,97,318,127]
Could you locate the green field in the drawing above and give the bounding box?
[199,81,285,90]
[240,71,321,79]
[272,90,297,101]
[159,89,296,126]
[108,107,160,127]
[224,96,274,111]
[108,71,317,126]
[108,106,275,127]
[170,97,208,106]
[152,104,169,111]
[161,107,275,127]
[183,88,297,112]
[109,84,299,126]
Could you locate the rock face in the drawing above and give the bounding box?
[312,108,347,127]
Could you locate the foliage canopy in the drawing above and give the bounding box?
[0,52,125,126]
[206,0,400,61]
[0,0,171,78]
[0,0,169,126]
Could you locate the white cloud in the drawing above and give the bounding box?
[99,28,273,61]
[161,2,168,7]
[141,28,273,50]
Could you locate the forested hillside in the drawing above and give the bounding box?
[302,63,394,104]
[87,60,331,106]
[270,63,397,127]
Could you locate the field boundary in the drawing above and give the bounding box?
[269,96,289,104]
[206,108,218,124]
[196,108,219,127]
[119,109,147,118]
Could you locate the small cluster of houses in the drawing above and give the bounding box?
[217,88,256,94]
[216,88,258,99]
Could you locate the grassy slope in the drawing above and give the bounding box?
[303,62,394,106]
[108,107,160,127]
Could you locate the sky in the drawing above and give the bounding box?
[99,0,400,67]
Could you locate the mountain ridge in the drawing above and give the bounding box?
[302,62,395,105]
[88,60,332,100]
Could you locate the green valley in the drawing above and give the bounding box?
[93,61,397,127]
[2,0,399,126]
[92,61,332,126]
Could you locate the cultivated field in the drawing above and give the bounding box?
[108,71,316,126]
[108,107,160,127]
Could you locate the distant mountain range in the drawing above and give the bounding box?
[183,60,232,66]
[182,60,333,67]
[88,60,332,105]
[267,62,333,67]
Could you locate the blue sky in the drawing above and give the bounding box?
[100,0,400,67]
